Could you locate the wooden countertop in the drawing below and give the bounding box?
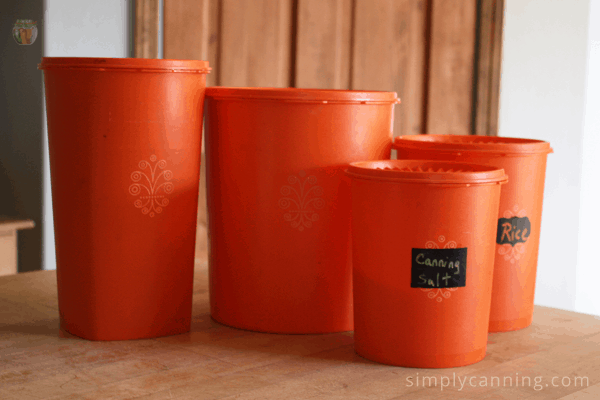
[1,263,599,399]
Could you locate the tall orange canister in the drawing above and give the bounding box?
[204,88,399,333]
[40,57,210,340]
[348,160,507,368]
[393,135,553,332]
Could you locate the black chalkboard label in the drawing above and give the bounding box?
[411,248,467,288]
[496,216,531,247]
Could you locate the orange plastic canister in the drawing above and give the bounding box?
[204,87,399,333]
[348,160,508,368]
[40,57,210,340]
[393,135,553,332]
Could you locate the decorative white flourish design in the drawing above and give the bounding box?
[425,235,457,250]
[128,155,174,217]
[421,235,459,302]
[498,205,527,264]
[278,170,325,231]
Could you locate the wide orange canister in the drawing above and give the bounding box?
[204,87,399,333]
[348,160,507,368]
[393,135,552,332]
[40,57,210,340]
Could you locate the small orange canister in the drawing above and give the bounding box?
[348,160,507,367]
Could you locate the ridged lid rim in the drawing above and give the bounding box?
[393,135,552,155]
[346,160,508,185]
[38,57,211,73]
[205,87,400,104]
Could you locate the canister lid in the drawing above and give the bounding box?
[393,135,552,155]
[346,160,508,185]
[38,57,211,73]
[205,87,400,104]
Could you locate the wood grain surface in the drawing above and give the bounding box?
[134,0,160,59]
[219,0,294,87]
[1,264,598,399]
[148,0,505,136]
[351,0,428,137]
[295,0,352,89]
[487,0,505,137]
[474,0,504,136]
[426,0,478,136]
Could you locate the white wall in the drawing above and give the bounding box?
[500,0,599,315]
[576,0,600,316]
[42,0,131,270]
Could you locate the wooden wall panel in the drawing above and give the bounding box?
[427,0,478,135]
[141,0,504,136]
[134,0,159,59]
[474,0,494,136]
[488,0,505,136]
[473,0,504,136]
[164,0,220,87]
[295,0,352,89]
[352,0,428,137]
[402,0,429,136]
[219,0,294,87]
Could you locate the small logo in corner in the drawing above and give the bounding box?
[13,20,38,45]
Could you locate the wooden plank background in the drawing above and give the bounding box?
[152,0,504,137]
[134,0,160,59]
[295,0,353,90]
[137,0,505,259]
[426,0,478,136]
[479,0,505,136]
